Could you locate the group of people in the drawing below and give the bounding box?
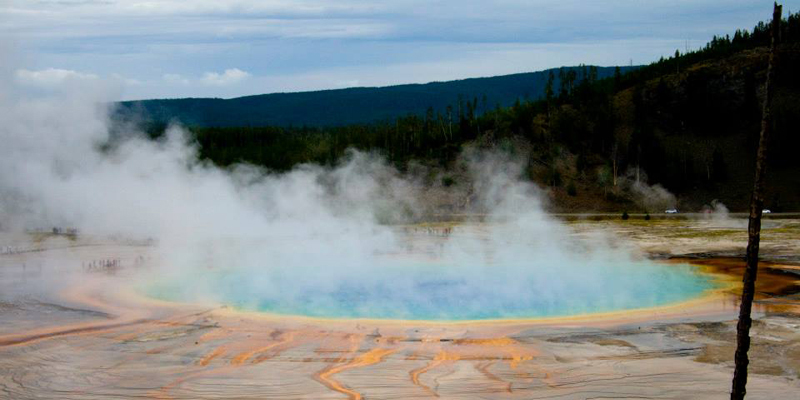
[82,255,148,273]
[83,258,122,272]
[51,227,79,236]
[408,226,455,237]
[0,245,29,255]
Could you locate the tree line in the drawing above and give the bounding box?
[133,10,799,207]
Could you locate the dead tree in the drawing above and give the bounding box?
[730,3,781,399]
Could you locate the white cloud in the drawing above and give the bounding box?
[200,68,251,86]
[163,73,190,85]
[14,68,99,87]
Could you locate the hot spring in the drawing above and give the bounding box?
[100,148,719,323]
[143,227,717,321]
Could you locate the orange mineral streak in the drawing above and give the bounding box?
[231,331,296,365]
[409,350,460,397]
[489,338,545,385]
[476,361,513,393]
[315,338,396,400]
[455,337,538,369]
[509,353,535,369]
[153,336,299,400]
[453,337,516,346]
[0,279,159,348]
[196,327,232,342]
[0,318,151,348]
[197,346,227,366]
[406,335,541,396]
[153,345,240,399]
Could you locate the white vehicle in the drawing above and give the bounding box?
[665,209,678,214]
[763,209,772,214]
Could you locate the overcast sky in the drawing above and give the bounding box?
[2,0,797,100]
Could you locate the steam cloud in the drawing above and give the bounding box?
[0,57,711,320]
[699,199,747,228]
[621,168,677,212]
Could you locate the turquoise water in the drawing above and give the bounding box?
[145,260,716,321]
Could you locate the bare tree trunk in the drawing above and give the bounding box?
[611,143,618,187]
[612,159,617,187]
[731,3,781,400]
[636,145,641,184]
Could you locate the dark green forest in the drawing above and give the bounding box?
[115,66,633,127]
[122,11,800,212]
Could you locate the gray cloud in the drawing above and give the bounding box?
[15,67,99,87]
[3,1,797,99]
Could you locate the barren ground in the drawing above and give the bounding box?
[0,217,798,399]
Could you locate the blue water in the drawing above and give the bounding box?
[145,260,716,321]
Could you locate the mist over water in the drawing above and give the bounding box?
[147,249,712,320]
[0,61,715,321]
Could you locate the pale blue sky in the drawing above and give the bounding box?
[2,1,796,100]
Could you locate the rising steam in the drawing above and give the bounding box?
[0,58,712,320]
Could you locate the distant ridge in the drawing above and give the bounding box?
[115,66,636,127]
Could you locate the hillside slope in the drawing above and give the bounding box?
[607,45,800,211]
[115,66,633,127]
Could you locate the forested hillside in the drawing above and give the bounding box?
[114,67,632,127]
[118,11,800,213]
